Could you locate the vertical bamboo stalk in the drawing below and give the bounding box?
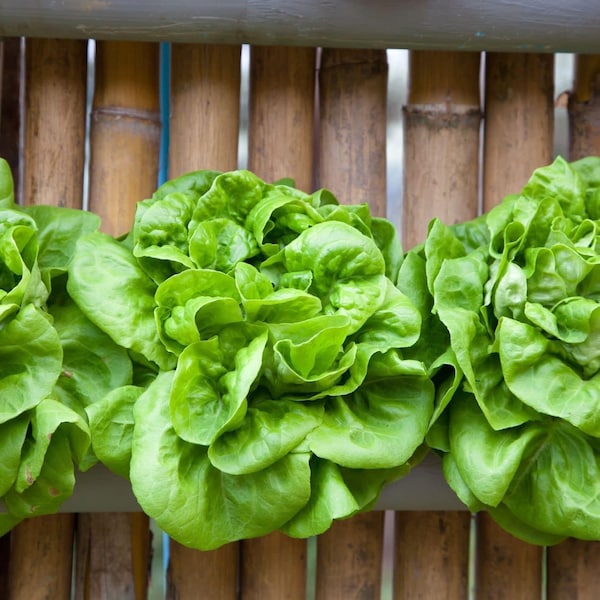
[547,538,600,599]
[165,43,241,600]
[395,512,470,598]
[0,533,9,596]
[318,48,387,215]
[74,40,159,600]
[476,52,554,599]
[169,44,241,176]
[314,47,387,600]
[7,38,87,600]
[247,45,316,191]
[0,38,22,188]
[401,50,481,248]
[483,53,554,210]
[567,54,600,160]
[87,40,161,236]
[394,50,479,600]
[23,38,87,207]
[237,45,316,600]
[9,515,75,600]
[546,53,600,600]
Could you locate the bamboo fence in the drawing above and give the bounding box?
[1,35,600,600]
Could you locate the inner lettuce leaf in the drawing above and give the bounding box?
[130,372,312,550]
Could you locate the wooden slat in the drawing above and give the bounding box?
[482,53,554,210]
[314,47,387,600]
[395,49,479,600]
[75,40,160,600]
[237,44,317,600]
[169,43,241,176]
[568,54,600,160]
[165,43,242,600]
[476,52,554,599]
[546,53,600,600]
[7,37,87,600]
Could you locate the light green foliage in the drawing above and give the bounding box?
[68,168,432,550]
[410,156,600,545]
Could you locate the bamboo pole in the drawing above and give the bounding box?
[6,38,87,600]
[547,538,600,599]
[165,43,241,600]
[318,48,387,215]
[0,38,21,189]
[22,38,87,207]
[9,516,76,599]
[394,50,479,599]
[567,54,600,160]
[74,40,160,600]
[476,52,554,599]
[401,50,481,249]
[0,533,8,596]
[482,53,554,210]
[314,47,387,600]
[546,53,600,600]
[168,44,241,176]
[237,45,316,600]
[247,45,316,192]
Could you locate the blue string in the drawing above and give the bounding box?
[158,40,172,585]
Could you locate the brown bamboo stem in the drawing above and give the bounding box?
[546,53,600,600]
[318,48,388,216]
[483,53,554,210]
[88,40,161,236]
[568,54,600,160]
[237,45,316,600]
[23,38,87,207]
[395,511,470,598]
[6,37,87,600]
[401,50,481,249]
[166,42,242,600]
[476,52,554,599]
[166,541,238,600]
[313,47,387,600]
[394,50,479,599]
[240,533,307,600]
[8,515,75,600]
[247,45,316,191]
[316,512,385,600]
[75,40,159,600]
[0,533,9,596]
[547,538,600,599]
[169,44,241,176]
[0,38,22,189]
[75,513,149,600]
[476,514,542,599]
